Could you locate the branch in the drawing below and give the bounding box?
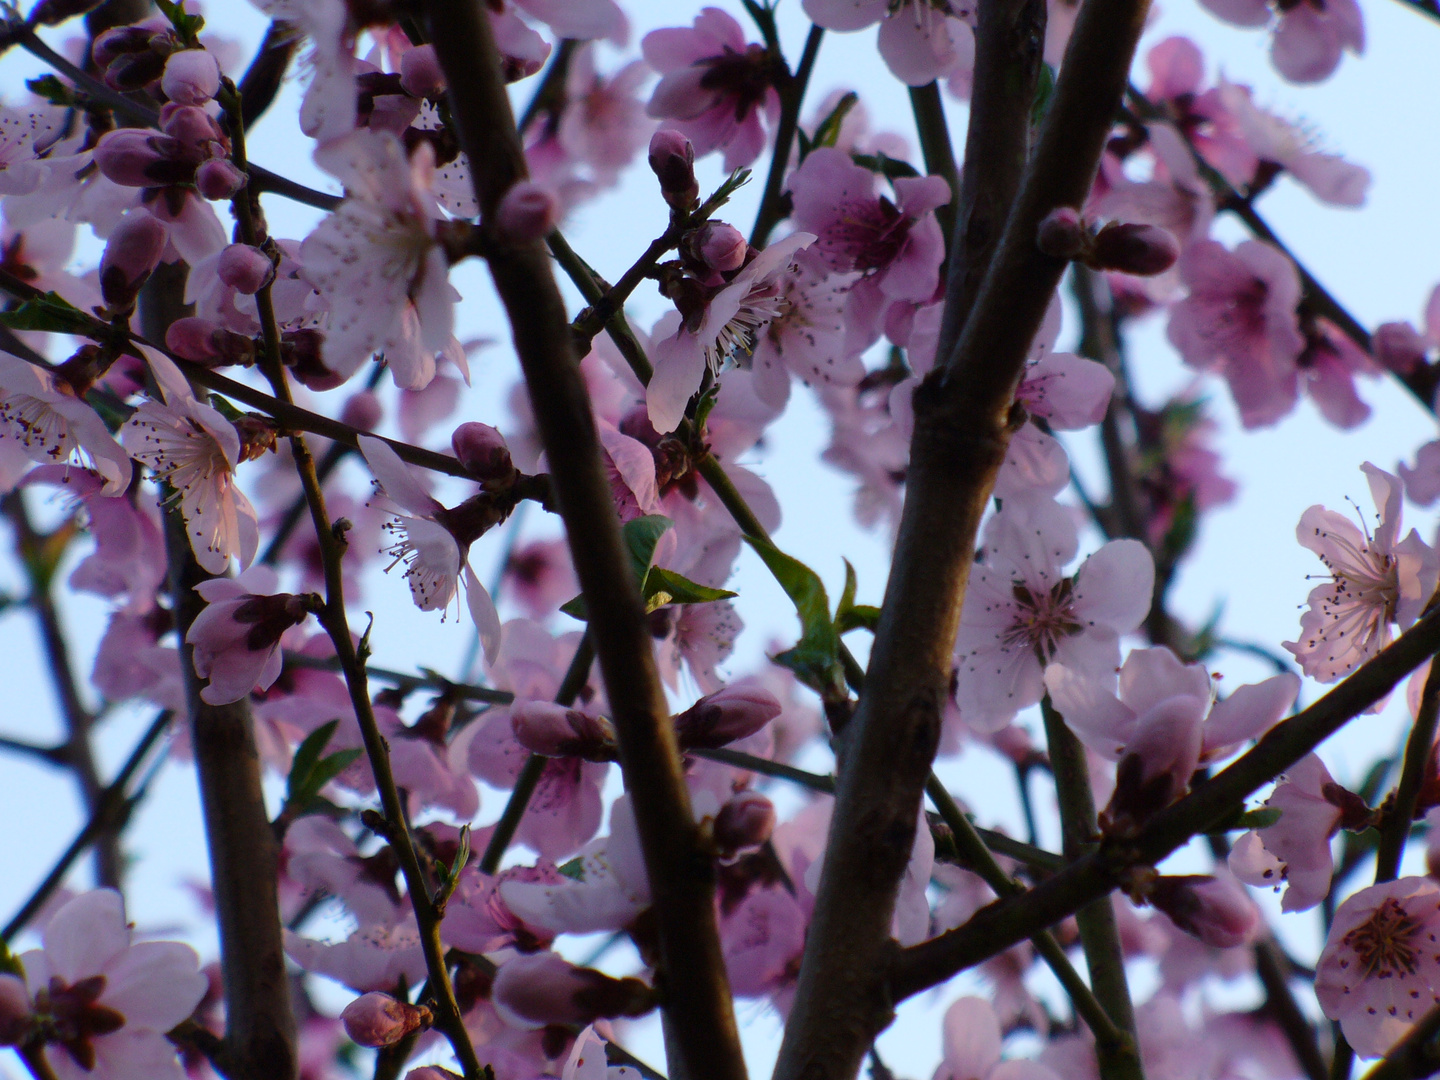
[237,20,300,128]
[2,710,171,942]
[1373,653,1440,881]
[907,81,961,257]
[750,24,824,248]
[1387,0,1440,24]
[424,6,747,1078]
[893,602,1440,999]
[1359,1002,1440,1080]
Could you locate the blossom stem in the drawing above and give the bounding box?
[2,710,171,942]
[750,24,825,248]
[1374,656,1440,882]
[423,6,748,1079]
[236,20,301,127]
[907,81,961,258]
[477,631,596,874]
[517,38,578,138]
[893,601,1440,1000]
[1040,698,1145,1080]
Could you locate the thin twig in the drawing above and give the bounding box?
[1359,1002,1440,1080]
[750,24,824,248]
[1373,654,1440,881]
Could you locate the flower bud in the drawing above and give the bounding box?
[0,974,32,1046]
[105,45,171,93]
[196,158,247,200]
[1374,321,1428,375]
[162,49,221,106]
[1149,874,1261,949]
[713,791,775,859]
[405,1069,463,1080]
[160,103,226,148]
[339,992,429,1048]
[1036,207,1087,260]
[1102,697,1205,836]
[400,44,447,99]
[451,422,516,485]
[673,684,782,751]
[232,415,280,462]
[649,129,698,211]
[693,222,747,274]
[217,244,274,295]
[494,181,557,243]
[166,316,224,362]
[99,211,167,308]
[93,25,160,68]
[1089,222,1180,277]
[491,952,654,1031]
[93,129,171,187]
[511,700,617,761]
[341,390,383,432]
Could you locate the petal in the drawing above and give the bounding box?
[1202,673,1299,760]
[358,434,443,517]
[465,563,503,664]
[647,331,706,434]
[1071,539,1154,633]
[100,941,206,1030]
[938,997,1002,1080]
[43,889,129,984]
[1043,663,1136,760]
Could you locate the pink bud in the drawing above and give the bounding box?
[93,26,155,69]
[511,700,617,761]
[341,390,383,432]
[167,316,222,361]
[1102,697,1205,835]
[494,181,557,243]
[1088,222,1180,276]
[491,952,653,1030]
[93,128,170,187]
[339,992,429,1048]
[1374,321,1428,375]
[162,49,220,106]
[400,44,447,99]
[1150,874,1261,949]
[99,211,167,308]
[217,244,274,294]
[649,129,698,210]
[160,104,226,148]
[405,1069,463,1080]
[196,158,247,200]
[694,222,747,273]
[0,974,32,1046]
[673,684,782,751]
[713,791,775,858]
[283,329,344,391]
[1036,206,1088,260]
[451,421,516,484]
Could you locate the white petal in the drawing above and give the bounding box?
[1071,539,1154,633]
[465,563,503,664]
[358,434,442,517]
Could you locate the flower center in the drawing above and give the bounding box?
[32,974,126,1072]
[1344,897,1424,980]
[696,45,775,122]
[1001,579,1083,659]
[822,198,912,273]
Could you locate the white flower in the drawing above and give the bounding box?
[121,346,258,574]
[0,105,64,196]
[0,351,130,494]
[300,130,456,389]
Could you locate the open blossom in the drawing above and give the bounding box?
[0,105,64,196]
[285,917,428,993]
[18,890,207,1080]
[300,129,456,389]
[954,494,1154,731]
[557,46,652,177]
[359,435,502,662]
[642,9,780,171]
[1198,0,1362,84]
[1284,463,1438,681]
[648,232,815,433]
[121,348,259,575]
[804,0,973,87]
[1316,877,1440,1058]
[933,996,1061,1080]
[186,566,313,705]
[0,351,131,496]
[562,1026,643,1080]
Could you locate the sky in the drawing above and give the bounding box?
[2,0,1440,1076]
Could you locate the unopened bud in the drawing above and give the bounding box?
[1102,698,1204,836]
[104,42,172,92]
[162,49,220,106]
[451,422,516,485]
[649,130,698,211]
[1149,874,1261,949]
[494,181,557,243]
[232,415,280,462]
[491,952,654,1031]
[161,103,225,147]
[1089,222,1180,276]
[405,1069,463,1080]
[1036,207,1087,260]
[339,992,430,1048]
[30,0,105,26]
[400,44,447,99]
[196,158,247,200]
[1374,322,1428,375]
[713,791,775,859]
[693,222,747,273]
[217,244,274,294]
[93,129,171,187]
[341,390,383,432]
[100,211,167,308]
[0,974,31,1046]
[673,684,782,751]
[92,25,158,68]
[511,700,617,761]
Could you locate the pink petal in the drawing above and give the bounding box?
[100,941,206,1031]
[1202,672,1299,759]
[465,563,502,665]
[936,997,1002,1080]
[647,331,707,433]
[1071,539,1155,633]
[358,435,443,517]
[43,889,130,984]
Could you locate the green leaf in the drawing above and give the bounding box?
[744,538,844,697]
[557,856,585,881]
[833,560,879,634]
[811,92,858,152]
[287,719,341,803]
[306,748,363,794]
[643,566,737,606]
[561,515,674,620]
[155,0,205,43]
[26,75,74,107]
[694,383,721,432]
[284,719,362,821]
[1030,62,1056,128]
[850,152,920,181]
[795,127,813,163]
[0,292,94,336]
[1207,804,1282,835]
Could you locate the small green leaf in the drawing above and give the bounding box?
[1234,807,1283,830]
[811,92,858,152]
[834,560,880,633]
[643,566,737,606]
[557,856,585,881]
[287,719,341,803]
[0,292,94,336]
[155,0,205,43]
[305,748,363,795]
[284,719,361,822]
[563,515,674,620]
[795,126,813,163]
[850,152,920,181]
[1030,63,1056,128]
[694,384,721,432]
[26,75,74,107]
[744,538,844,696]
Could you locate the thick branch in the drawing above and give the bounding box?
[423,6,746,1080]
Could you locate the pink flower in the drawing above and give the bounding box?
[954,495,1154,731]
[504,538,579,620]
[284,918,427,993]
[121,348,260,575]
[19,890,207,1080]
[0,351,131,495]
[249,0,359,141]
[513,0,628,43]
[185,566,313,705]
[1316,877,1440,1058]
[803,0,974,87]
[557,47,652,177]
[491,953,650,1030]
[562,1027,643,1080]
[749,251,859,410]
[720,885,807,1003]
[1229,752,1358,912]
[933,996,1061,1080]
[1284,463,1438,682]
[300,130,456,389]
[0,106,64,196]
[1199,0,1362,84]
[284,816,405,928]
[648,232,815,433]
[642,8,781,172]
[358,435,502,661]
[1148,873,1262,949]
[161,50,221,106]
[1166,239,1305,429]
